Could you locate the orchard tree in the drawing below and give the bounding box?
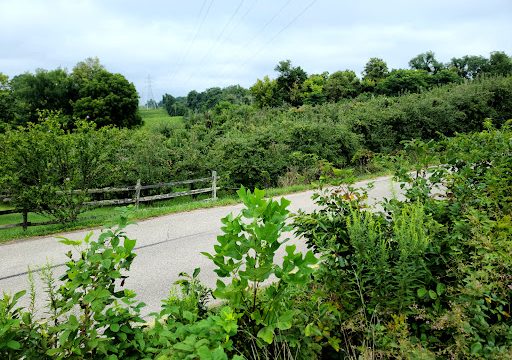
[409,51,443,74]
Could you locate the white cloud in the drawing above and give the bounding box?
[0,0,510,99]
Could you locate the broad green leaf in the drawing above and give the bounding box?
[84,231,93,244]
[173,341,195,352]
[123,237,136,253]
[471,342,482,354]
[196,346,212,359]
[6,340,21,350]
[58,237,82,246]
[276,310,295,330]
[257,326,275,344]
[211,347,228,360]
[305,323,323,337]
[328,337,341,352]
[46,348,60,356]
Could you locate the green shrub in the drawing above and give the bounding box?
[293,122,512,358]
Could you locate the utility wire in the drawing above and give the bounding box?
[182,0,318,93]
[167,0,207,82]
[168,0,213,86]
[215,0,292,79]
[237,0,292,59]
[197,0,245,66]
[181,0,247,89]
[241,0,318,67]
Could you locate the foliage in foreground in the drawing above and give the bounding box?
[294,121,512,358]
[1,123,511,359]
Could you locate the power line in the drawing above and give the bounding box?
[241,0,318,67]
[234,0,292,61]
[167,0,207,83]
[215,0,292,79]
[197,0,246,67]
[209,0,259,61]
[179,0,318,94]
[182,0,246,88]
[168,0,213,85]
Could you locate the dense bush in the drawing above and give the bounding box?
[0,114,173,222]
[186,76,512,187]
[294,121,512,358]
[2,76,512,222]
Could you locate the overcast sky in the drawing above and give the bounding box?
[0,0,511,101]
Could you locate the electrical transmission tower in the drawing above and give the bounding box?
[145,75,156,109]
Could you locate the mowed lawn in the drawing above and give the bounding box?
[139,108,183,131]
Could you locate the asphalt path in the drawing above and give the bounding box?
[0,175,403,315]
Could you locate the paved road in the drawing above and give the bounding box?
[0,175,402,315]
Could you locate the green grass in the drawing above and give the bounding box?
[0,169,394,244]
[138,108,183,131]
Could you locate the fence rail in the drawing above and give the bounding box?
[0,171,218,231]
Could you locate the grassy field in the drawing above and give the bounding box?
[138,107,183,131]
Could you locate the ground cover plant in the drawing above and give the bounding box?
[0,122,510,358]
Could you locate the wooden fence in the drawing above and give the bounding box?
[0,171,218,231]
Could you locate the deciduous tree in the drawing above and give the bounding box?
[409,51,443,74]
[274,60,307,106]
[449,55,489,79]
[250,76,280,108]
[324,70,361,101]
[71,62,141,128]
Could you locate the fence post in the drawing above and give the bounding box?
[212,170,217,201]
[135,179,141,208]
[22,209,28,231]
[190,180,197,199]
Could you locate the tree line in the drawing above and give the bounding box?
[161,50,512,114]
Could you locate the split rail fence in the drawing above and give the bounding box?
[0,171,218,231]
